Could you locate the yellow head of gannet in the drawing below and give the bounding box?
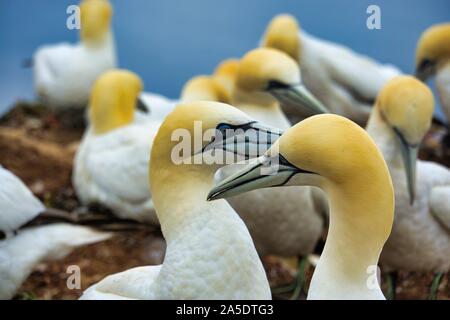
[150,101,282,225]
[180,75,230,103]
[235,48,328,114]
[80,0,113,45]
[208,114,394,299]
[375,75,434,203]
[89,69,144,134]
[213,59,240,98]
[415,23,450,81]
[262,14,301,63]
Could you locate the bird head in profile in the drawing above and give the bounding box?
[415,23,450,81]
[235,48,328,114]
[376,75,434,204]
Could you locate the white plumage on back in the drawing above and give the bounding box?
[0,167,111,299]
[299,31,402,124]
[74,122,160,224]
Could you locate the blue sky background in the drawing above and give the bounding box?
[0,0,449,119]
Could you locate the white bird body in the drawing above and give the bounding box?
[367,111,450,272]
[73,122,159,224]
[81,201,270,300]
[0,167,110,299]
[34,33,116,110]
[436,62,450,122]
[81,102,272,300]
[298,31,401,124]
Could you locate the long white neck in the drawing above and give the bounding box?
[308,164,393,299]
[366,108,403,168]
[151,162,270,299]
[233,88,291,130]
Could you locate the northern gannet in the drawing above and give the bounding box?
[208,114,395,300]
[80,101,282,299]
[366,76,450,299]
[415,23,450,123]
[0,166,110,300]
[262,14,401,125]
[218,48,328,297]
[232,47,328,129]
[73,70,159,224]
[33,0,116,110]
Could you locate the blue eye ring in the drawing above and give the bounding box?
[216,123,233,131]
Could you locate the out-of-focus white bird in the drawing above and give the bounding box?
[261,14,402,125]
[33,0,116,110]
[208,114,395,300]
[0,166,110,300]
[415,23,450,124]
[366,76,450,299]
[80,102,279,300]
[73,70,160,224]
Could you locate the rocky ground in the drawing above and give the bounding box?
[1,102,449,300]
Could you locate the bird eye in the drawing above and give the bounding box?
[216,123,233,132]
[266,80,290,91]
[418,58,435,72]
[0,230,6,240]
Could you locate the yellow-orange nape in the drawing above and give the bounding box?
[262,14,301,63]
[376,75,434,145]
[181,75,230,103]
[213,59,240,97]
[80,0,113,43]
[416,23,450,79]
[89,69,143,134]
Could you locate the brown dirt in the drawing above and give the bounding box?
[2,102,450,300]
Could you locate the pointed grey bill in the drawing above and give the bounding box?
[270,84,329,115]
[400,142,419,205]
[207,154,300,201]
[393,127,419,205]
[203,122,284,159]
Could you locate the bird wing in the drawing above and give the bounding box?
[301,32,402,104]
[426,162,450,233]
[84,124,156,205]
[33,43,75,88]
[80,265,162,300]
[430,186,450,233]
[0,224,110,299]
[0,167,45,232]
